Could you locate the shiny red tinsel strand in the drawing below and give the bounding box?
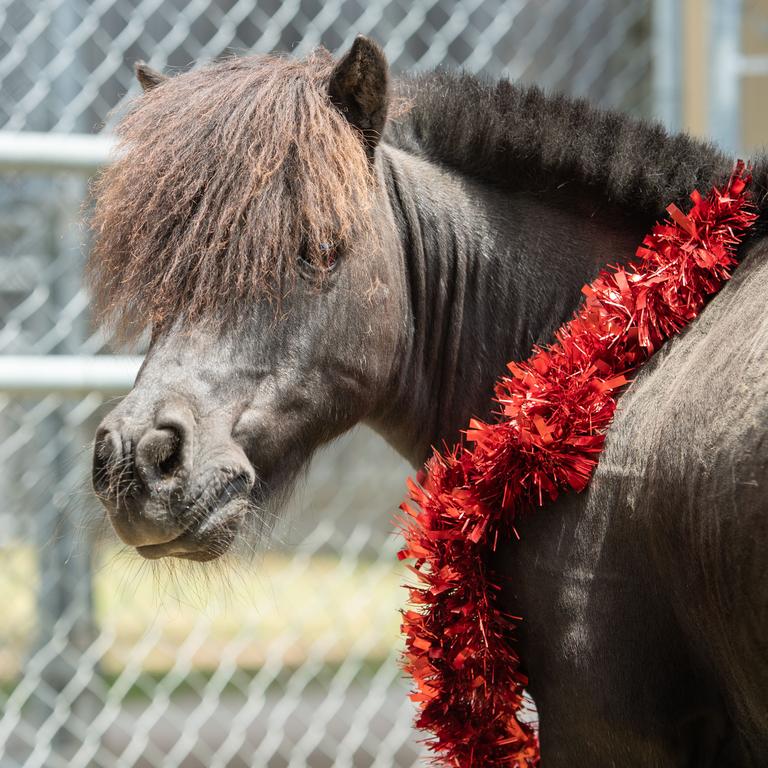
[398,162,757,767]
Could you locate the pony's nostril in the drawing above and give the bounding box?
[95,430,119,463]
[93,431,117,490]
[154,428,180,474]
[92,428,136,499]
[136,427,184,487]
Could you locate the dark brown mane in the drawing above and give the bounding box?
[88,49,376,339]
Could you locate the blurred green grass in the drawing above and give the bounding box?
[0,547,407,685]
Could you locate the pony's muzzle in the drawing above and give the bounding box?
[92,405,254,558]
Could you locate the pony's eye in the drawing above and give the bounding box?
[298,240,338,274]
[318,242,336,266]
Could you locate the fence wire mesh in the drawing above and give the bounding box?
[0,0,653,133]
[1,1,658,766]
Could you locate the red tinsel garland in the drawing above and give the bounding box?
[398,162,757,767]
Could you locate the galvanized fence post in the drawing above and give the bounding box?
[24,2,100,761]
[27,178,100,766]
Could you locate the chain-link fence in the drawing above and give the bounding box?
[1,0,655,133]
[1,2,670,766]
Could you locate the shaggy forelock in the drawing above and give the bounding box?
[88,49,376,339]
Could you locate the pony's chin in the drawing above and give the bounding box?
[135,500,244,561]
[136,535,232,561]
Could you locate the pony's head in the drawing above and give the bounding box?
[90,38,405,561]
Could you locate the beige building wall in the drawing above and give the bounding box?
[741,0,768,151]
[682,0,710,139]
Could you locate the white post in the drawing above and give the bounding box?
[652,0,683,132]
[0,356,142,395]
[709,0,743,153]
[0,132,113,172]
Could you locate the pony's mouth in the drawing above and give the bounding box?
[135,476,251,561]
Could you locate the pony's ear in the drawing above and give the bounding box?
[134,61,168,92]
[329,36,389,156]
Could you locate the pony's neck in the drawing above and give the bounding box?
[371,145,652,465]
[369,73,768,466]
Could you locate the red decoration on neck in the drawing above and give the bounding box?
[398,162,757,767]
